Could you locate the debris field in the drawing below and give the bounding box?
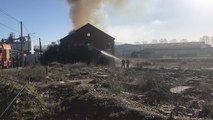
[0,59,213,120]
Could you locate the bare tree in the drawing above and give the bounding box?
[6,32,15,43]
[159,38,168,43]
[180,39,188,43]
[151,40,158,44]
[169,39,177,43]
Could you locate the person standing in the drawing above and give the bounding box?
[122,59,125,68]
[126,59,130,68]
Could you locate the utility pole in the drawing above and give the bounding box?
[20,21,24,67]
[39,38,42,55]
[39,38,42,64]
[28,34,30,53]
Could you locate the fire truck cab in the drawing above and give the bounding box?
[0,44,11,68]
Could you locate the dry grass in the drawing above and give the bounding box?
[0,65,46,82]
[1,60,213,119]
[200,101,213,118]
[17,65,46,82]
[63,62,88,69]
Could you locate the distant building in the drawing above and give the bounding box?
[11,40,34,55]
[115,44,139,57]
[116,42,213,58]
[141,42,210,50]
[1,34,37,66]
[59,23,115,65]
[140,42,213,58]
[11,40,37,65]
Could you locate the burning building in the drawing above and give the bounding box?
[59,23,115,65]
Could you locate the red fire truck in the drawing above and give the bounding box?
[0,44,11,68]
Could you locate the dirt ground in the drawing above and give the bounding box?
[0,58,213,120]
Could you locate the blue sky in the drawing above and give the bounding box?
[0,0,213,45]
[0,0,71,45]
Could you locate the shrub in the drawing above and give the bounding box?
[17,65,46,82]
[199,101,213,118]
[135,73,159,92]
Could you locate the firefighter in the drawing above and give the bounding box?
[122,59,125,68]
[126,59,130,69]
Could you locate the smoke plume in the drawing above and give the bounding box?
[67,0,131,29]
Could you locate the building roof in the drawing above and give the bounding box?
[61,23,115,42]
[76,23,115,40]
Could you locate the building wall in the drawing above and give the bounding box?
[141,42,211,50]
[76,24,115,54]
[116,42,213,58]
[59,24,115,65]
[141,48,213,58]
